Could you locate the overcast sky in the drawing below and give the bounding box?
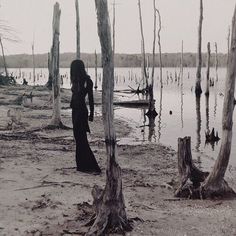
[0,0,235,55]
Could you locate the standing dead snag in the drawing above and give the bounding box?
[94,50,98,90]
[138,0,148,90]
[205,42,211,96]
[176,5,236,199]
[215,42,218,82]
[156,7,162,89]
[146,0,158,119]
[200,5,236,199]
[0,37,8,78]
[87,0,132,235]
[75,0,80,59]
[195,0,203,97]
[32,42,36,86]
[227,26,231,65]
[45,52,53,90]
[48,3,65,129]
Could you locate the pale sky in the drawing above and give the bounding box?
[0,0,235,55]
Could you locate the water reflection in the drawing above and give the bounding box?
[157,87,163,143]
[148,116,156,142]
[195,96,201,152]
[205,95,210,132]
[214,82,218,118]
[180,75,184,129]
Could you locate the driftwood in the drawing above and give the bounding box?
[114,99,149,108]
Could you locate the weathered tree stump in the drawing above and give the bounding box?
[175,137,208,199]
[175,136,236,199]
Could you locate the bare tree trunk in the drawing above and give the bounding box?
[151,0,157,83]
[49,2,63,128]
[195,96,201,152]
[146,0,158,119]
[195,0,203,97]
[87,0,132,234]
[180,40,184,128]
[75,0,80,59]
[205,95,209,133]
[227,26,231,65]
[112,0,115,57]
[32,42,36,86]
[0,37,8,78]
[138,0,148,89]
[94,50,98,90]
[205,42,211,96]
[201,5,236,198]
[156,8,162,88]
[215,42,218,82]
[45,52,53,90]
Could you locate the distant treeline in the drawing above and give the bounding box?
[0,52,228,68]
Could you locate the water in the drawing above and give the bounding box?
[8,67,236,167]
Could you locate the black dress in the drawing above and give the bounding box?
[70,76,101,173]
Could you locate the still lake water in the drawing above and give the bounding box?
[8,67,236,169]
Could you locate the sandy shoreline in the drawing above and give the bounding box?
[0,85,236,236]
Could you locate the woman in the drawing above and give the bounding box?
[70,59,101,174]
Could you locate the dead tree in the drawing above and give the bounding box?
[94,50,98,90]
[45,52,53,90]
[75,0,80,59]
[151,0,157,84]
[180,40,184,128]
[138,0,148,90]
[112,0,115,57]
[227,26,231,64]
[175,137,209,199]
[156,8,162,88]
[215,42,218,82]
[48,3,65,129]
[200,6,236,198]
[205,95,210,133]
[87,0,132,234]
[205,42,211,96]
[32,42,36,86]
[176,5,236,199]
[146,0,158,119]
[0,37,8,78]
[195,0,203,97]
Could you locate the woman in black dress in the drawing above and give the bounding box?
[70,59,101,174]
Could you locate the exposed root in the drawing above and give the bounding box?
[175,136,236,200]
[200,180,236,199]
[86,185,133,236]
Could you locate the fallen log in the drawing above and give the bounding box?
[114,100,149,108]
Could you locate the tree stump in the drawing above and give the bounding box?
[175,137,208,199]
[175,136,236,199]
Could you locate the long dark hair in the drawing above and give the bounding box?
[70,60,87,88]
